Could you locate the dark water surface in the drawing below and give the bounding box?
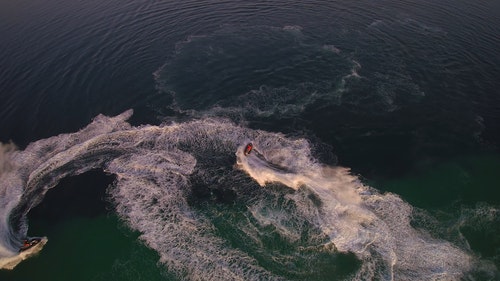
[1,0,499,280]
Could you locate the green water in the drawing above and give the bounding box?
[1,152,499,281]
[374,153,500,208]
[11,216,166,281]
[373,152,500,272]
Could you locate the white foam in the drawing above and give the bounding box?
[236,142,475,280]
[0,111,484,280]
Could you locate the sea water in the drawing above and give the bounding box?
[1,0,499,280]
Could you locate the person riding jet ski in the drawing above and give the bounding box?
[19,238,41,252]
[244,143,253,156]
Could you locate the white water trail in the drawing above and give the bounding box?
[0,110,135,269]
[0,142,21,261]
[0,111,283,279]
[236,142,474,280]
[0,110,480,280]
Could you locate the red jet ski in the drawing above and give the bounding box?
[19,238,42,252]
[244,143,253,156]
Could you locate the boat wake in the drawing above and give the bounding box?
[236,141,475,280]
[0,110,490,280]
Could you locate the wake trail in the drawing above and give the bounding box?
[0,110,483,280]
[236,142,474,280]
[0,111,282,280]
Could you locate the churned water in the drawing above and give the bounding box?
[1,0,499,280]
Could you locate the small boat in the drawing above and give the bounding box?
[244,143,253,156]
[19,238,42,252]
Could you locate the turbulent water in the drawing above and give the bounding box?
[0,110,482,280]
[1,0,499,280]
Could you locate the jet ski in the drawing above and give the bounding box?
[19,238,42,252]
[244,143,253,156]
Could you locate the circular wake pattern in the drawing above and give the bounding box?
[0,111,487,279]
[153,25,360,120]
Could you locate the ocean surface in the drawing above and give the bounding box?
[1,0,499,280]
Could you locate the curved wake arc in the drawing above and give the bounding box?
[0,111,478,280]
